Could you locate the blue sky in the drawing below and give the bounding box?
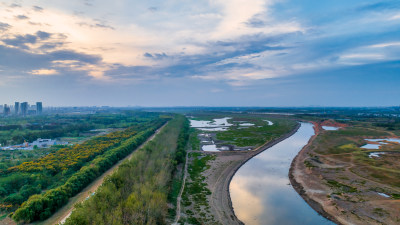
[0,0,399,106]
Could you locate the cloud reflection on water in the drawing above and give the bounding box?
[230,123,334,225]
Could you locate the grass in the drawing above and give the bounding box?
[216,118,296,147]
[327,180,358,193]
[391,193,400,199]
[180,152,217,224]
[189,128,200,151]
[335,127,388,137]
[373,208,388,217]
[0,214,7,220]
[188,113,297,148]
[217,116,296,147]
[304,160,316,168]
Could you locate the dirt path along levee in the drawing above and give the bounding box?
[173,151,189,225]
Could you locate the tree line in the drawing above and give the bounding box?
[64,115,189,225]
[12,119,167,222]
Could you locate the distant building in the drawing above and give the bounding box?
[31,138,57,148]
[0,138,68,150]
[21,102,28,116]
[3,104,10,116]
[36,102,43,114]
[28,109,37,115]
[14,102,20,115]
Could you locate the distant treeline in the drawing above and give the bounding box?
[64,115,189,225]
[0,123,94,146]
[0,111,165,146]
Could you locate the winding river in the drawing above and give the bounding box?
[230,122,335,225]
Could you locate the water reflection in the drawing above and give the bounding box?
[322,126,339,131]
[264,120,274,125]
[189,117,233,128]
[230,123,334,225]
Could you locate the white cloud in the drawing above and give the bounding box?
[389,13,400,20]
[193,67,281,87]
[337,41,400,65]
[341,53,384,60]
[208,0,303,40]
[368,42,400,48]
[30,69,58,75]
[52,60,112,80]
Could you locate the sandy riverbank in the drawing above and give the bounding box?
[289,121,400,225]
[289,121,342,225]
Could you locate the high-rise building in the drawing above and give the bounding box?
[14,102,20,115]
[3,104,10,116]
[36,102,43,114]
[21,102,28,116]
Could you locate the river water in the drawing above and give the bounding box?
[230,123,335,225]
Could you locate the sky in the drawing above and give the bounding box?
[0,0,399,107]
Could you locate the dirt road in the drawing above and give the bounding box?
[173,152,189,225]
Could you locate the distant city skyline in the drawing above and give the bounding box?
[0,1,399,106]
[1,101,42,116]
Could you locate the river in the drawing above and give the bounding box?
[230,122,335,225]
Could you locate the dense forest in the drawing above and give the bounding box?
[64,115,189,225]
[0,111,168,223]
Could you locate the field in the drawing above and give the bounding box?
[0,111,168,223]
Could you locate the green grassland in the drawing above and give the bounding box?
[188,112,297,148]
[216,117,296,147]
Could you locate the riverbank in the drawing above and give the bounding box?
[187,122,301,224]
[289,120,400,225]
[289,121,342,225]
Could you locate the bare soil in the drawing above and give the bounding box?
[290,122,400,225]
